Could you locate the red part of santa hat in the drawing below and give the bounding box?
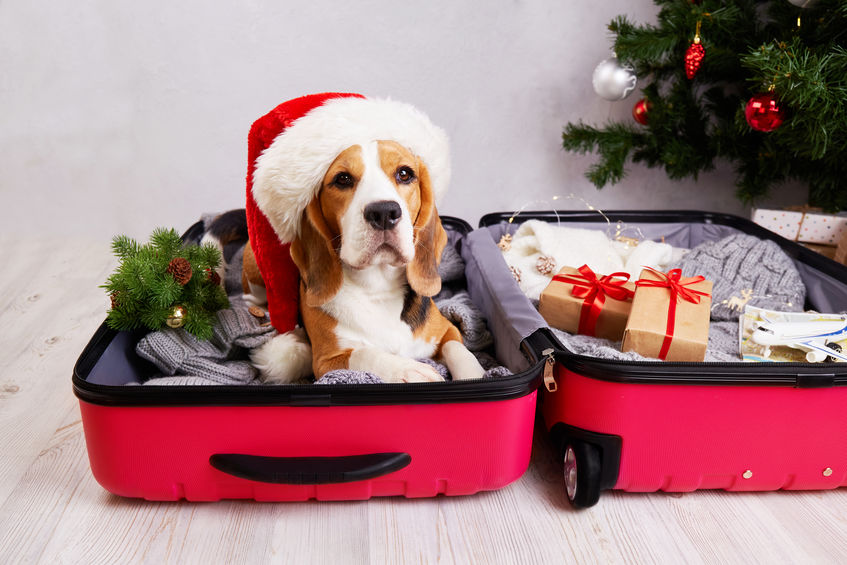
[245,93,451,333]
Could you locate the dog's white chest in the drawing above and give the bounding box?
[322,267,437,359]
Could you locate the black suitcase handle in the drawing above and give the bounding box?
[209,452,411,485]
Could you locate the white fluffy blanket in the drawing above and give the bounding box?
[501,220,682,300]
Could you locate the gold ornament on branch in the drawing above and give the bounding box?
[166,305,186,328]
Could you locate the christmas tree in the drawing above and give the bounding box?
[563,0,847,212]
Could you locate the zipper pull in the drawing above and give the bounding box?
[542,348,557,392]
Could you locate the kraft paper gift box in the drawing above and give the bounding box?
[622,268,713,362]
[538,265,635,342]
[835,231,847,265]
[801,242,837,260]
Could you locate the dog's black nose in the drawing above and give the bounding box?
[364,201,402,231]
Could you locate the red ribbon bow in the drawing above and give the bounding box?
[635,267,711,360]
[552,264,634,337]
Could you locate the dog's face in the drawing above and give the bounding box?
[320,140,419,269]
[291,140,447,306]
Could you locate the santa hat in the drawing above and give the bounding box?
[245,93,451,333]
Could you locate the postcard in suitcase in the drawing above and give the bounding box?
[464,209,847,508]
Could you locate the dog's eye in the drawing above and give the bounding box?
[395,166,416,184]
[333,172,354,188]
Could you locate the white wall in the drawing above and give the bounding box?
[0,0,804,240]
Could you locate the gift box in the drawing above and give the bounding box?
[797,211,847,246]
[538,265,635,341]
[801,242,837,261]
[621,268,713,362]
[835,231,847,265]
[752,207,847,245]
[751,208,804,240]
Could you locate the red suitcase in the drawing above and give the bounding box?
[466,210,847,508]
[72,217,546,501]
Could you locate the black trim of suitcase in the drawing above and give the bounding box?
[480,209,847,388]
[72,326,544,406]
[72,215,544,407]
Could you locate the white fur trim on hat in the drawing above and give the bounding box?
[252,97,451,244]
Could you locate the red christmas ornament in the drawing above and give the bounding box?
[206,268,221,286]
[632,98,651,125]
[685,21,705,79]
[685,43,705,79]
[745,92,784,132]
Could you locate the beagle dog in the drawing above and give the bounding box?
[247,139,485,384]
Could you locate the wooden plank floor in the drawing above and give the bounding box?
[2,236,847,565]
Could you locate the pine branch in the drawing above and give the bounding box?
[111,235,139,260]
[198,243,223,268]
[101,228,230,339]
[183,313,215,342]
[149,228,183,258]
[563,122,643,187]
[611,16,679,68]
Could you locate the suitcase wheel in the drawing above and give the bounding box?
[563,441,602,508]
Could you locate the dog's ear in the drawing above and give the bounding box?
[290,198,343,307]
[407,162,447,297]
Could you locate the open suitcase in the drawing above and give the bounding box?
[72,216,547,501]
[465,210,847,508]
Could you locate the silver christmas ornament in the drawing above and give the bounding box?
[787,0,817,7]
[592,57,638,101]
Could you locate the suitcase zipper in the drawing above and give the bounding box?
[542,348,557,392]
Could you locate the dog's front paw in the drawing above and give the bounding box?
[251,328,312,384]
[387,359,444,383]
[440,340,486,381]
[348,349,445,384]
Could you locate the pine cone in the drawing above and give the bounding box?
[497,233,513,252]
[109,292,120,309]
[167,257,193,286]
[536,255,556,275]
